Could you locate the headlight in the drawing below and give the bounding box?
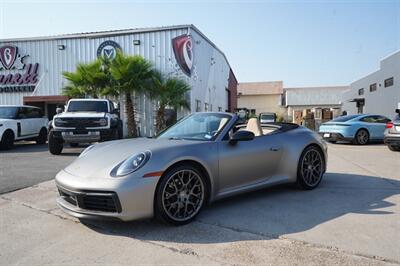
[79,145,95,158]
[111,151,151,177]
[54,118,64,127]
[99,118,107,126]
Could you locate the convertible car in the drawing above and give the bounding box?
[55,112,327,225]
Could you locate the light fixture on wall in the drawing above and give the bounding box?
[57,45,66,50]
[133,40,140,45]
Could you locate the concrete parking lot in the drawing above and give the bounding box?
[0,142,399,265]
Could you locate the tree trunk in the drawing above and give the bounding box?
[125,92,137,137]
[156,104,166,134]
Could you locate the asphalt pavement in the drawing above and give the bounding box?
[0,142,399,265]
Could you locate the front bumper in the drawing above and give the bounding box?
[55,169,160,221]
[384,135,400,146]
[52,128,114,143]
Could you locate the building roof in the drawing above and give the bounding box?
[0,24,237,82]
[238,81,283,95]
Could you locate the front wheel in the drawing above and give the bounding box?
[155,165,207,225]
[297,146,325,190]
[388,145,400,152]
[0,130,14,150]
[48,130,63,155]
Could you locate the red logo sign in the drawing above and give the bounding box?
[0,45,18,70]
[172,35,193,76]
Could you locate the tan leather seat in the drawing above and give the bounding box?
[246,118,263,136]
[217,118,229,131]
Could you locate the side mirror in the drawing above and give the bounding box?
[396,109,400,114]
[113,108,120,115]
[229,130,255,145]
[56,107,63,114]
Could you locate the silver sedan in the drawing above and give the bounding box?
[56,112,328,225]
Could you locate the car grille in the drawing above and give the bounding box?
[58,187,121,213]
[55,118,105,128]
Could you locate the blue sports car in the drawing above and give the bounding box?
[319,114,391,145]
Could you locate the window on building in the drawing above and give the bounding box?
[369,83,377,92]
[210,104,213,111]
[204,103,209,112]
[218,107,222,112]
[384,77,394,87]
[358,88,364,95]
[195,100,201,112]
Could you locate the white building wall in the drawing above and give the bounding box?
[342,51,400,118]
[0,26,232,137]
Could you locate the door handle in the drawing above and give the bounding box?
[270,146,281,151]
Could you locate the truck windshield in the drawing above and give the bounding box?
[0,107,18,119]
[67,101,108,112]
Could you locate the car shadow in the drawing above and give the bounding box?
[80,172,399,244]
[0,141,86,156]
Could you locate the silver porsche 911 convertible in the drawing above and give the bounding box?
[56,112,327,225]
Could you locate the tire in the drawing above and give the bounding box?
[36,127,47,144]
[69,143,79,148]
[297,146,325,190]
[388,145,400,152]
[155,165,208,225]
[111,128,119,140]
[0,130,15,150]
[48,130,63,155]
[117,123,123,139]
[354,129,369,145]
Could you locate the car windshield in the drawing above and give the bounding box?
[157,113,231,141]
[331,114,361,122]
[0,107,18,119]
[67,101,108,112]
[261,114,274,120]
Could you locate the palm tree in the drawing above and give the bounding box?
[62,59,110,98]
[109,52,154,137]
[150,71,191,133]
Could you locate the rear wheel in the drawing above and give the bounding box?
[0,130,14,150]
[388,145,400,152]
[155,165,207,225]
[48,130,63,155]
[297,146,325,190]
[36,128,47,144]
[354,129,369,145]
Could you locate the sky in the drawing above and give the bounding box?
[0,0,399,87]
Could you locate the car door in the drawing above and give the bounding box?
[16,107,31,137]
[217,133,283,193]
[372,116,391,139]
[29,107,44,135]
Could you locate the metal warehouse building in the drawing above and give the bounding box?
[0,24,238,136]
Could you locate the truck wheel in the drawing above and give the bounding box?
[388,145,400,152]
[0,130,15,150]
[48,130,63,155]
[70,143,79,148]
[36,127,48,144]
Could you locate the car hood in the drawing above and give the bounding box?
[64,137,199,178]
[55,112,106,118]
[0,118,14,123]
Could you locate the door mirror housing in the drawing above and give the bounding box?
[56,107,63,114]
[112,108,120,115]
[229,130,255,145]
[396,109,400,114]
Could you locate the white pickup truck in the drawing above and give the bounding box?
[48,99,123,155]
[0,105,49,149]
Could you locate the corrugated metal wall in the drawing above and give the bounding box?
[0,27,232,137]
